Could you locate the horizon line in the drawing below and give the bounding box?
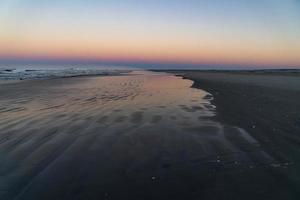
[0,57,299,70]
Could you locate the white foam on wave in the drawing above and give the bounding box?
[0,65,132,80]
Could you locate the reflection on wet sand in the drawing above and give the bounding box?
[0,71,278,199]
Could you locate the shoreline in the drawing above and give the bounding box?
[162,70,300,194]
[162,70,300,153]
[1,70,300,199]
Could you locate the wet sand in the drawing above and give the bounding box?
[164,70,300,199]
[0,71,297,199]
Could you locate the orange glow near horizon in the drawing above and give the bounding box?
[1,36,299,67]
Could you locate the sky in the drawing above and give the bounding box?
[0,0,300,69]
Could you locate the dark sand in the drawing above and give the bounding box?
[0,70,299,199]
[164,70,300,199]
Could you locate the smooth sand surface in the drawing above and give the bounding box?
[168,70,300,199]
[0,71,297,199]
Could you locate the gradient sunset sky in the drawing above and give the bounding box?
[1,0,300,68]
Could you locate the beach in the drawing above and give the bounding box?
[165,70,300,199]
[0,70,299,199]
